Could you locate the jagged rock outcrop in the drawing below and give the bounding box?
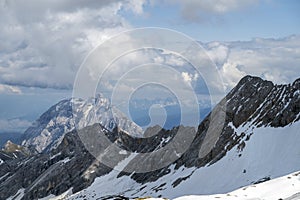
[0,124,114,200]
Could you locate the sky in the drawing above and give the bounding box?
[0,0,299,133]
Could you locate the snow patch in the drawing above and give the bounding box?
[50,152,61,160]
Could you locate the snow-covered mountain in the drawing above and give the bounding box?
[21,94,143,153]
[1,75,299,200]
[65,76,300,199]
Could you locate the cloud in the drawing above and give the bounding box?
[205,42,229,67]
[0,118,32,132]
[181,72,199,86]
[0,0,147,90]
[204,35,300,91]
[158,0,261,22]
[78,30,299,113]
[0,84,22,94]
[182,72,192,84]
[1,1,298,104]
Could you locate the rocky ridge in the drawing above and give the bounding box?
[0,75,299,200]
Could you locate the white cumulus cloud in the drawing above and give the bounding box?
[0,0,147,89]
[204,35,300,91]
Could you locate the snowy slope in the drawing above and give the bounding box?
[65,120,300,199]
[11,170,300,200]
[155,119,300,198]
[21,94,143,152]
[174,170,300,200]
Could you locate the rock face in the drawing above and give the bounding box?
[1,75,299,200]
[21,94,143,153]
[0,124,113,200]
[115,75,299,186]
[0,123,190,200]
[176,75,299,167]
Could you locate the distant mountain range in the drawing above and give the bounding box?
[128,98,211,130]
[0,75,299,200]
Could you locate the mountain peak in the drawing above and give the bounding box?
[239,75,263,82]
[226,75,299,128]
[21,95,143,153]
[293,77,300,87]
[237,75,273,89]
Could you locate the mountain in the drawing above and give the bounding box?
[0,75,299,200]
[21,94,143,153]
[66,75,300,199]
